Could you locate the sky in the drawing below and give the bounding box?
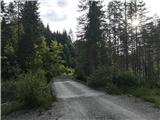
[38,0,160,39]
[4,0,160,38]
[39,0,78,35]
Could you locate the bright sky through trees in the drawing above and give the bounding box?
[4,0,160,36]
[132,19,140,27]
[39,0,160,33]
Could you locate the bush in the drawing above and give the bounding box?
[75,68,87,82]
[87,66,139,89]
[87,66,114,88]
[113,70,139,88]
[105,83,121,94]
[45,64,74,82]
[63,67,75,75]
[16,69,53,108]
[1,80,16,102]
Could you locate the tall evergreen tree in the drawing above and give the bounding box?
[17,1,41,71]
[44,24,52,46]
[1,1,22,79]
[76,0,106,78]
[85,0,106,73]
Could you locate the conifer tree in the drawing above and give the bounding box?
[17,1,41,71]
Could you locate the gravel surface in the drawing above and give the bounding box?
[3,78,160,120]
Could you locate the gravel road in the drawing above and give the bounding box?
[3,78,160,120]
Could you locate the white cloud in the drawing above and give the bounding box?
[39,0,78,35]
[42,11,68,21]
[57,0,68,7]
[144,0,160,16]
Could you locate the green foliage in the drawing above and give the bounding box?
[16,69,53,108]
[32,36,49,70]
[74,41,89,82]
[75,0,160,90]
[105,83,121,95]
[87,66,114,88]
[17,1,41,70]
[87,66,139,89]
[1,1,75,81]
[144,96,160,108]
[1,1,23,80]
[1,1,75,114]
[1,81,17,102]
[133,88,160,97]
[76,0,107,79]
[132,88,160,108]
[113,70,139,88]
[75,69,87,82]
[1,57,21,80]
[64,67,75,75]
[43,41,65,81]
[1,101,23,116]
[32,39,71,81]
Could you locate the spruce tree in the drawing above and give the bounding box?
[17,1,41,71]
[85,0,106,73]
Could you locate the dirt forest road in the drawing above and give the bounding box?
[3,77,160,120]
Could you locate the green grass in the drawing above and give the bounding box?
[1,101,23,116]
[106,85,160,108]
[1,96,56,116]
[132,87,160,108]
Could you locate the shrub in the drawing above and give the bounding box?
[45,64,73,82]
[16,69,53,108]
[105,83,121,94]
[157,80,160,88]
[75,68,87,82]
[85,65,140,93]
[87,66,114,88]
[63,67,75,75]
[113,70,139,88]
[1,80,16,102]
[87,66,139,89]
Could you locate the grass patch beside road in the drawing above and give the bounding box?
[85,66,160,108]
[1,101,23,116]
[132,88,160,108]
[1,96,56,116]
[105,86,160,108]
[106,86,160,108]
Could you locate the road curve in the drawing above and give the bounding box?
[3,78,160,120]
[53,80,160,120]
